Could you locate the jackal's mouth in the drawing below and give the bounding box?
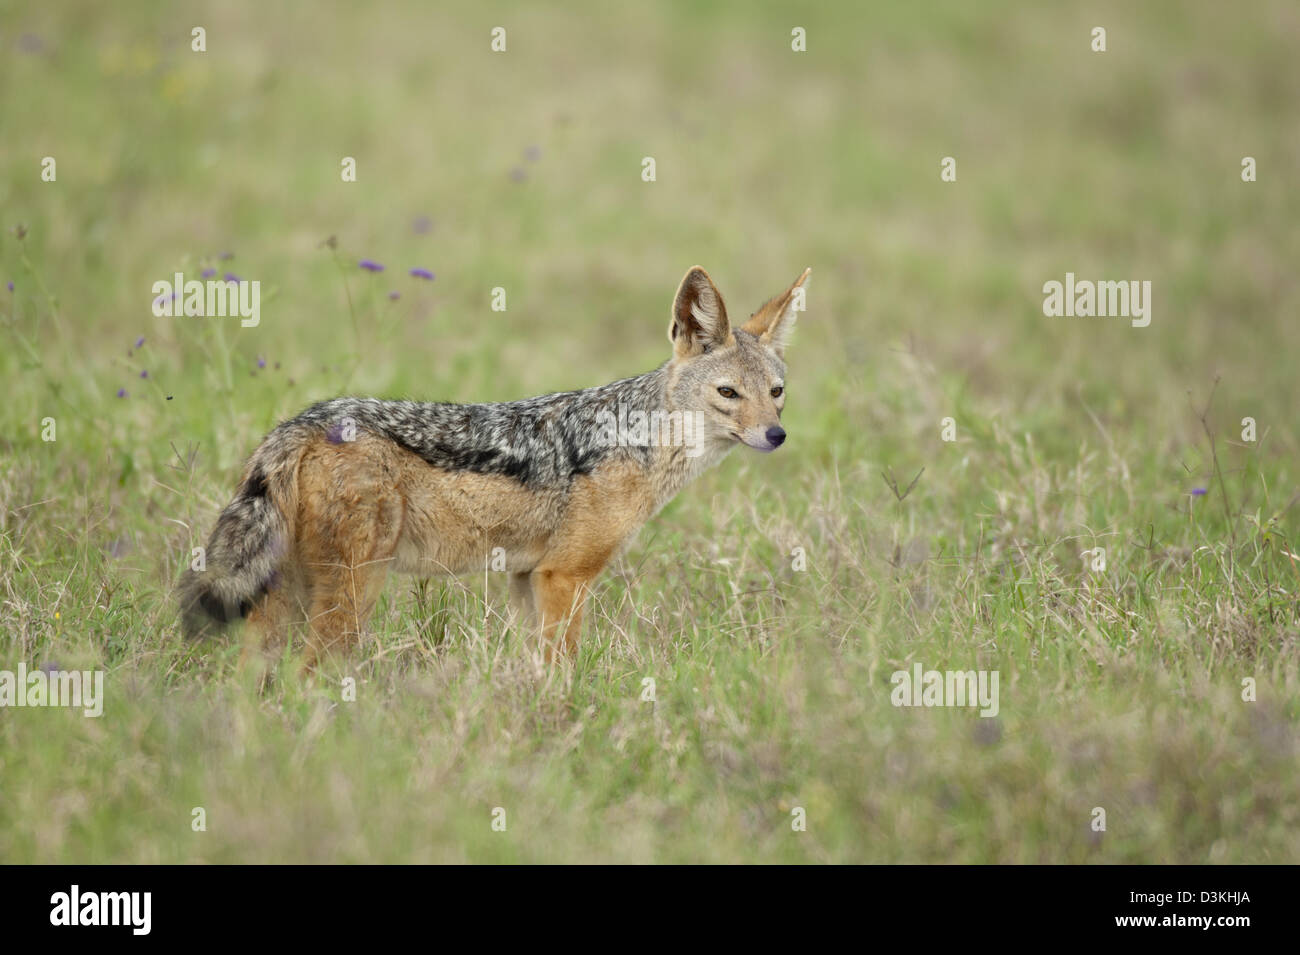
[732,431,779,453]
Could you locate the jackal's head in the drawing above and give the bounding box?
[666,265,810,453]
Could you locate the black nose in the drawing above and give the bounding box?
[766,426,786,447]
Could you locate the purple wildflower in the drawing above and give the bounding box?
[135,336,145,348]
[359,259,385,272]
[5,281,12,292]
[140,369,148,378]
[39,661,59,675]
[116,387,128,398]
[409,268,434,280]
[201,267,217,279]
[1191,487,1208,497]
[257,356,266,369]
[224,273,240,283]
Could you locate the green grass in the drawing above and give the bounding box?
[1,0,1297,863]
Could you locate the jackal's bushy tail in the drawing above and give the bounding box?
[177,427,306,639]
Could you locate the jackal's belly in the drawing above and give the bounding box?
[392,464,564,577]
[295,432,653,581]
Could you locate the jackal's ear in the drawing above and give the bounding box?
[669,266,732,358]
[742,267,811,358]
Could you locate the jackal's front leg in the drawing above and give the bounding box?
[508,572,536,629]
[530,569,593,660]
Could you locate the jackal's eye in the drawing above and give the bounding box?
[771,386,784,399]
[717,386,738,399]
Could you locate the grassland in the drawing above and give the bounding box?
[0,0,1297,863]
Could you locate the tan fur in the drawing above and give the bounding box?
[249,435,667,666]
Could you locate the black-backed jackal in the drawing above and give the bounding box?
[179,266,809,666]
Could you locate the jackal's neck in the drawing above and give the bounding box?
[602,361,673,402]
[650,439,736,509]
[594,363,734,509]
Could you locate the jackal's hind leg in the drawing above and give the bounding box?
[294,437,406,671]
[239,565,308,673]
[300,558,393,670]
